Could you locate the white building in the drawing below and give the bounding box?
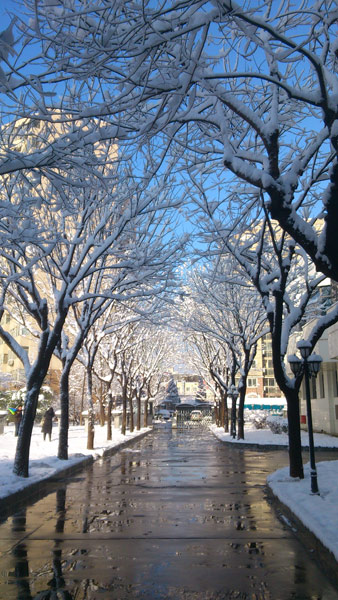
[288,302,338,437]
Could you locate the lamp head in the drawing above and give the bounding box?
[288,354,303,377]
[296,340,312,359]
[307,354,322,377]
[229,384,239,400]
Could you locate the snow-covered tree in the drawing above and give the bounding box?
[16,0,338,282]
[126,325,170,430]
[192,334,233,430]
[198,202,338,477]
[93,317,134,438]
[165,377,180,406]
[187,335,222,420]
[194,377,206,404]
[0,134,186,476]
[185,261,268,438]
[1,2,337,479]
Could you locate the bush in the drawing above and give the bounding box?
[250,411,269,429]
[267,415,288,434]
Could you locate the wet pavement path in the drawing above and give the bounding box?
[0,427,338,599]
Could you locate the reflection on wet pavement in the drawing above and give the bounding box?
[0,428,337,599]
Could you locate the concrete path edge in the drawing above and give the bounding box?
[210,430,338,586]
[266,485,338,589]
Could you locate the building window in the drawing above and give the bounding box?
[333,368,338,397]
[310,377,317,400]
[335,405,338,420]
[247,378,257,387]
[263,378,276,387]
[319,373,325,398]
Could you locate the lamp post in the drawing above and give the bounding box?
[288,340,322,495]
[228,385,239,439]
[214,399,219,426]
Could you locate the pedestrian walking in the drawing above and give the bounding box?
[14,406,23,437]
[41,407,55,441]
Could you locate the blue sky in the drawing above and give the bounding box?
[1,0,17,25]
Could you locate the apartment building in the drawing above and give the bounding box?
[174,374,211,402]
[172,335,283,405]
[0,314,61,394]
[245,334,283,399]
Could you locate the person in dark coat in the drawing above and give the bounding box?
[14,406,23,437]
[41,407,55,441]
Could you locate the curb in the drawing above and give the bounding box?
[266,485,338,590]
[211,429,338,452]
[101,428,150,458]
[0,429,152,518]
[215,439,338,451]
[216,439,289,450]
[0,456,94,519]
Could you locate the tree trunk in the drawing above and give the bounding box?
[107,396,112,440]
[270,294,303,479]
[129,393,134,432]
[13,382,42,477]
[79,376,85,426]
[237,386,246,440]
[58,363,70,460]
[86,369,95,450]
[122,387,127,435]
[87,410,95,450]
[143,399,148,428]
[221,390,229,432]
[13,307,68,477]
[224,401,229,432]
[136,394,141,430]
[220,395,225,428]
[286,387,304,479]
[214,401,219,426]
[99,381,105,426]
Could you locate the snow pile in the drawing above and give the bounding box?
[0,423,149,500]
[211,423,338,448]
[268,462,338,561]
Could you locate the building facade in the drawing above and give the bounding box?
[288,301,338,436]
[245,335,283,399]
[0,314,61,395]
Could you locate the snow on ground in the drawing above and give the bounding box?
[0,423,149,501]
[211,423,338,448]
[211,424,338,561]
[1,421,338,564]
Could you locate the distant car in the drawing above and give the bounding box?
[155,409,171,421]
[190,410,202,421]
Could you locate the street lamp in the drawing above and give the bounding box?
[214,399,219,426]
[228,385,239,439]
[288,340,322,495]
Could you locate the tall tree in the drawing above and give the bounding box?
[199,205,338,477]
[186,262,268,438]
[19,0,337,281]
[0,136,186,476]
[165,377,181,406]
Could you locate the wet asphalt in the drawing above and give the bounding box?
[0,426,338,599]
